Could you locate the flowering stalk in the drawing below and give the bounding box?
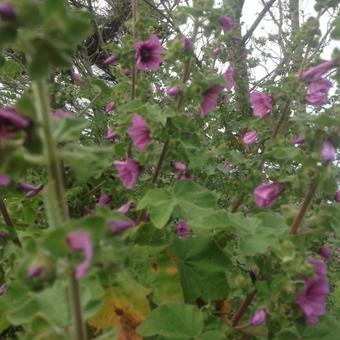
[32,78,87,340]
[0,198,21,247]
[289,181,317,235]
[153,20,199,184]
[271,101,290,138]
[131,0,138,100]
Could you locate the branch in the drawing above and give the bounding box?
[241,0,277,46]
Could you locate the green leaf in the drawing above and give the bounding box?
[300,316,340,339]
[171,237,229,303]
[138,181,224,230]
[53,117,89,143]
[238,212,286,256]
[7,298,39,325]
[137,303,204,339]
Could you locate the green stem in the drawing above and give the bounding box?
[32,78,87,340]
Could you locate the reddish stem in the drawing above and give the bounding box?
[231,290,257,327]
[289,181,317,235]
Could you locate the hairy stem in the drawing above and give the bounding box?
[0,198,21,247]
[290,181,317,235]
[231,290,257,327]
[32,78,87,340]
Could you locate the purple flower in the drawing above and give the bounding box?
[224,162,232,170]
[0,175,11,187]
[300,59,337,82]
[124,68,132,77]
[0,231,8,238]
[109,219,135,235]
[183,36,193,53]
[172,161,187,171]
[321,140,335,163]
[243,130,257,145]
[0,283,7,296]
[27,266,43,279]
[251,309,267,326]
[254,182,284,208]
[293,135,305,145]
[134,35,165,72]
[213,47,221,57]
[105,102,115,112]
[17,183,43,198]
[114,158,140,189]
[0,3,15,21]
[250,91,273,117]
[224,64,235,91]
[103,54,117,65]
[296,258,329,325]
[52,109,75,120]
[118,201,133,214]
[105,128,117,142]
[166,86,180,97]
[305,79,332,106]
[219,16,235,32]
[69,70,82,83]
[336,191,340,203]
[319,246,332,262]
[96,194,111,207]
[0,107,29,142]
[128,114,151,150]
[176,220,190,239]
[200,85,223,118]
[66,230,93,279]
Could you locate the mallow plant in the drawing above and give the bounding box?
[0,0,339,339]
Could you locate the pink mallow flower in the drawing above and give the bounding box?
[251,309,267,326]
[118,201,133,214]
[176,220,190,239]
[27,266,43,279]
[96,194,111,208]
[0,175,10,187]
[0,283,7,296]
[105,102,115,112]
[66,230,93,279]
[336,191,340,203]
[254,182,284,208]
[224,64,235,91]
[321,140,335,163]
[109,219,135,235]
[250,91,273,117]
[105,128,117,142]
[128,114,151,150]
[52,109,75,120]
[0,107,29,142]
[300,59,337,82]
[183,36,193,53]
[243,130,257,145]
[305,79,332,107]
[17,183,43,198]
[69,70,82,83]
[200,85,223,118]
[224,162,232,170]
[166,86,180,97]
[114,158,140,189]
[319,246,332,262]
[296,258,329,325]
[213,47,222,57]
[0,3,15,21]
[219,16,235,32]
[134,35,165,72]
[103,54,117,65]
[293,135,305,145]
